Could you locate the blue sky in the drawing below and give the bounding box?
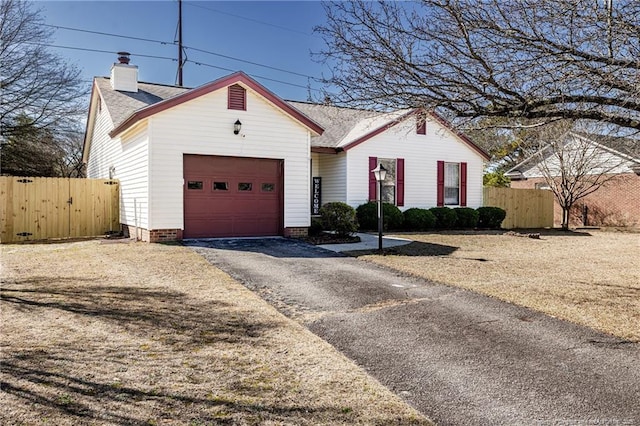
[38,1,330,101]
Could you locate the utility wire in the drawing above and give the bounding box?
[189,60,320,91]
[43,24,174,45]
[184,2,313,37]
[24,42,178,61]
[33,42,324,92]
[184,45,321,81]
[45,23,322,81]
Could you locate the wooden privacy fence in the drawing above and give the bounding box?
[0,177,119,243]
[483,187,554,229]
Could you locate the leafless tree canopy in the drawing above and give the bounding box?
[317,0,640,131]
[0,0,86,137]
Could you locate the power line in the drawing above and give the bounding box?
[34,42,324,93]
[25,42,177,62]
[45,23,322,81]
[43,24,174,45]
[185,2,313,37]
[184,45,321,81]
[188,60,322,92]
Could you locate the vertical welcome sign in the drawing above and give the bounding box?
[312,177,321,216]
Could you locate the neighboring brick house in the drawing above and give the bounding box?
[506,133,640,228]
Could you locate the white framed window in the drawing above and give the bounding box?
[379,158,397,205]
[444,162,460,205]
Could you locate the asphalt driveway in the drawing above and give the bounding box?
[186,237,640,425]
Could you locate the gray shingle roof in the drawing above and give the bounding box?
[286,101,386,148]
[95,78,426,151]
[95,77,189,128]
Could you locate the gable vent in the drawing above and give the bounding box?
[228,84,246,110]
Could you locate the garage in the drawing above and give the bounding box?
[183,154,283,238]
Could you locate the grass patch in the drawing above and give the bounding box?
[351,230,640,342]
[0,240,430,425]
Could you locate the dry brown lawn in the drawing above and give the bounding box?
[349,230,640,342]
[0,240,431,425]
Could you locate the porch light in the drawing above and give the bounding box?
[371,163,387,252]
[233,119,242,135]
[372,163,387,182]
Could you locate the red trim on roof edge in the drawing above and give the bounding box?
[341,109,490,161]
[342,110,415,151]
[109,71,324,138]
[428,111,490,160]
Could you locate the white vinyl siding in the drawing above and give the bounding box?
[346,115,484,209]
[147,85,311,230]
[85,93,150,228]
[118,125,149,228]
[86,97,117,178]
[312,152,347,204]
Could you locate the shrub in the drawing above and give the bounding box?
[403,208,436,231]
[477,206,507,229]
[383,203,404,230]
[356,201,404,231]
[356,202,378,230]
[309,217,323,236]
[429,207,457,229]
[319,202,359,236]
[454,207,479,229]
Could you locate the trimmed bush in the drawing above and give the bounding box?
[429,207,457,229]
[319,202,359,236]
[403,208,436,231]
[383,203,404,230]
[477,206,507,229]
[356,202,378,230]
[454,207,479,229]
[356,201,404,231]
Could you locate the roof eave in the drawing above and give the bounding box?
[82,80,103,164]
[311,146,342,154]
[109,71,324,139]
[341,109,416,151]
[428,111,491,161]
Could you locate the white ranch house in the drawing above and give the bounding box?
[83,55,489,241]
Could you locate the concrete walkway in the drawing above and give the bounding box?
[186,238,640,426]
[318,232,412,252]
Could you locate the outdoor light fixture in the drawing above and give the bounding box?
[233,119,242,135]
[371,163,387,252]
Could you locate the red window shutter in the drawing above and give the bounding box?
[228,84,246,110]
[369,157,378,201]
[460,162,468,207]
[437,161,445,207]
[397,158,405,206]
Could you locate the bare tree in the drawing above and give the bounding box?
[54,129,85,178]
[0,0,86,138]
[509,122,638,229]
[316,0,640,132]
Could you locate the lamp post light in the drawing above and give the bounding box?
[371,163,387,252]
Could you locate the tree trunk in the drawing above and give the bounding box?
[561,206,571,230]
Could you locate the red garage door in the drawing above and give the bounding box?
[183,155,283,238]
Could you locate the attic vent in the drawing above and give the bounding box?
[228,84,246,111]
[416,112,427,135]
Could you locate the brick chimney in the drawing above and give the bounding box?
[110,52,138,92]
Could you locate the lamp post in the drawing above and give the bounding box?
[371,163,387,252]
